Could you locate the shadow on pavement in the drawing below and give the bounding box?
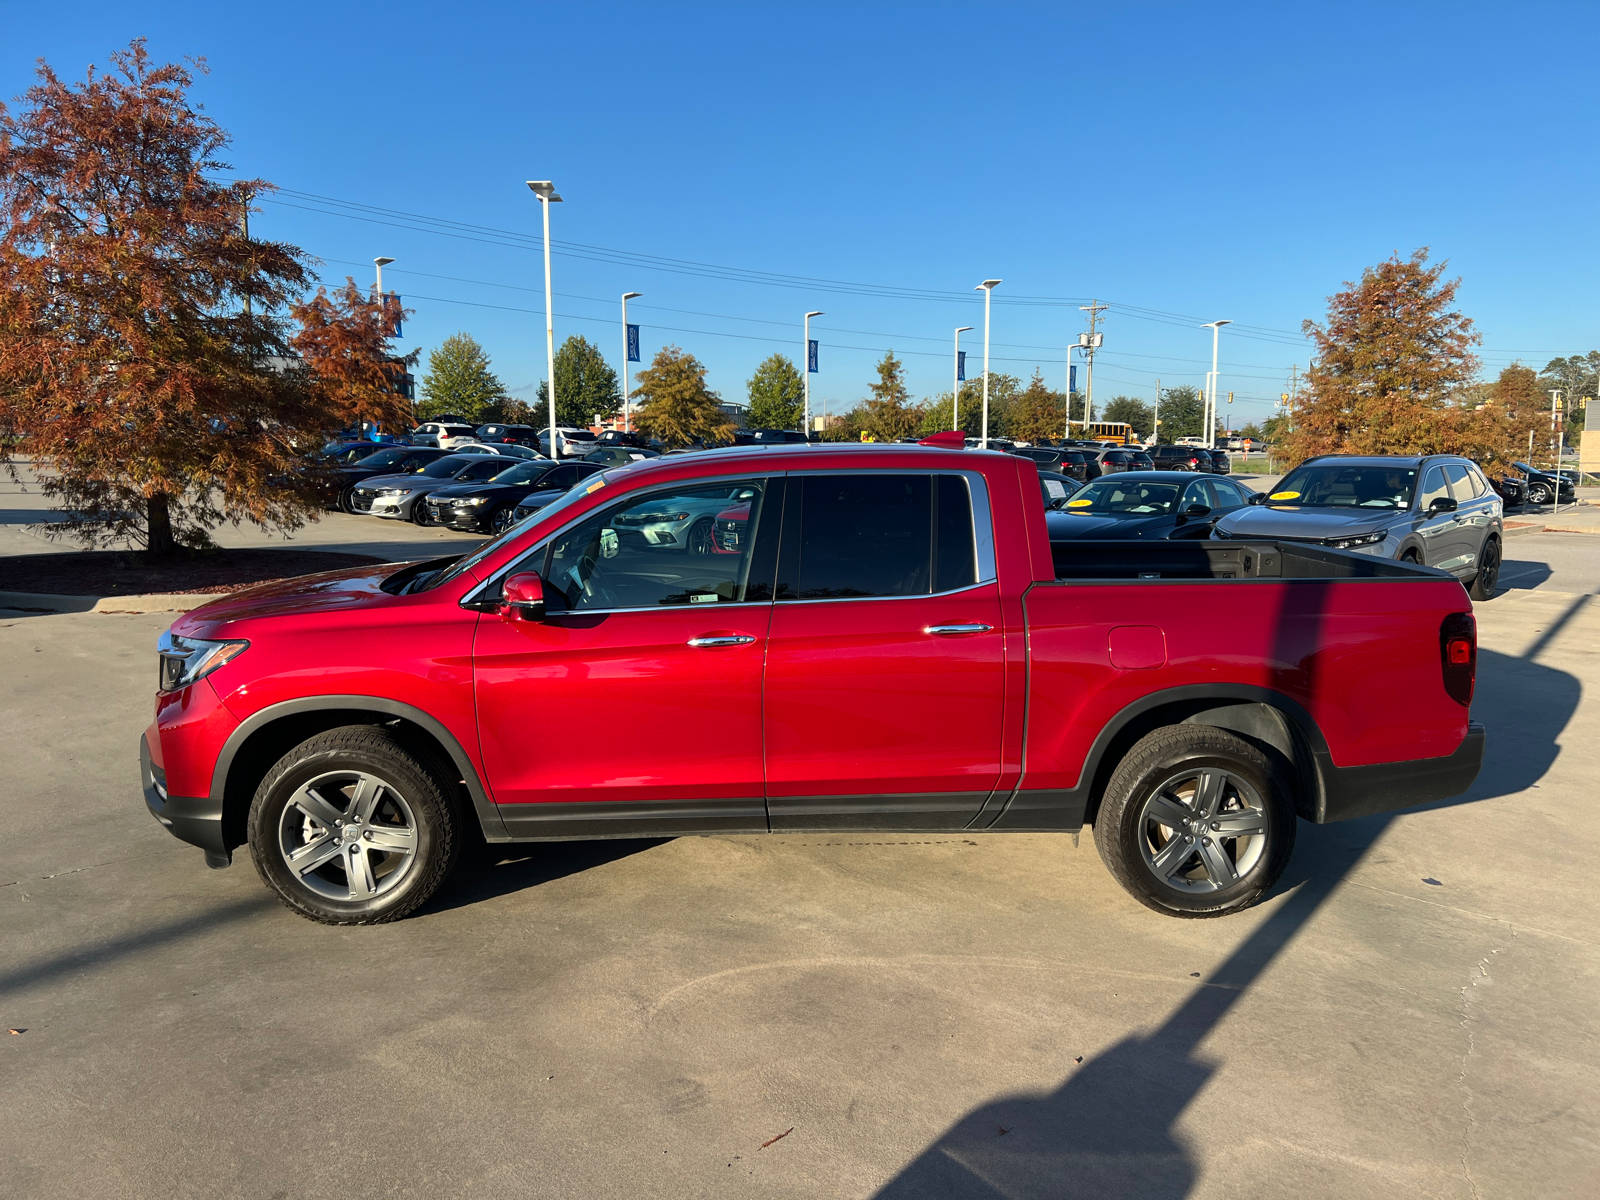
[1495,557,1552,591]
[872,596,1587,1200]
[422,837,670,915]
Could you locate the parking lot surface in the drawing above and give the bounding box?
[1,566,1596,1196]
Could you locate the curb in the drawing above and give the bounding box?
[0,590,226,615]
[1541,525,1600,536]
[1503,523,1546,538]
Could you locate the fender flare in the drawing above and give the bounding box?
[210,695,509,840]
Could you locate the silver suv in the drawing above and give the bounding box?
[1212,455,1504,600]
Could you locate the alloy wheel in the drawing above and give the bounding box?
[276,770,419,902]
[1136,766,1267,893]
[1479,537,1501,592]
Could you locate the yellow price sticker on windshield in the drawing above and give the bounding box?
[585,478,608,494]
[1067,498,1093,508]
[1268,490,1300,500]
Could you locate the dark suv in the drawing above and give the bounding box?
[1149,445,1210,472]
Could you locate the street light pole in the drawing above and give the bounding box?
[621,292,641,433]
[1064,345,1075,440]
[976,280,1001,448]
[953,326,974,432]
[527,181,563,457]
[373,256,394,299]
[803,311,824,434]
[1550,389,1564,514]
[1201,320,1232,449]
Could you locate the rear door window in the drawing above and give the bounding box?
[784,474,932,599]
[1443,463,1480,500]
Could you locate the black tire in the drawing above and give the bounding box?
[1400,548,1421,565]
[248,725,461,925]
[411,498,431,526]
[1468,535,1501,601]
[1094,725,1296,918]
[685,518,714,555]
[338,487,359,515]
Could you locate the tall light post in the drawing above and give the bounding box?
[620,292,641,432]
[803,311,823,434]
[953,326,974,432]
[527,181,563,456]
[373,256,394,297]
[976,280,1001,447]
[1063,345,1075,439]
[1201,320,1232,449]
[1550,389,1564,514]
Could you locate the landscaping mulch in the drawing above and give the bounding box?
[0,548,386,597]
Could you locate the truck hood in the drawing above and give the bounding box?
[1215,506,1399,540]
[172,562,416,633]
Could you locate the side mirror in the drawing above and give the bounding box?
[1184,504,1212,516]
[1247,492,1266,505]
[500,572,546,622]
[1427,496,1458,515]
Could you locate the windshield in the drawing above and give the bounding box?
[355,448,408,469]
[1267,464,1416,508]
[491,462,553,485]
[1062,478,1182,516]
[419,473,611,592]
[417,456,477,479]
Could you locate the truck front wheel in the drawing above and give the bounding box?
[247,726,461,925]
[1094,726,1296,918]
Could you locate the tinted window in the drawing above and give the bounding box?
[1214,481,1250,508]
[935,475,978,592]
[541,479,773,611]
[787,474,932,599]
[1443,463,1477,500]
[491,462,551,485]
[418,456,477,478]
[1181,479,1215,509]
[1419,466,1450,510]
[456,459,507,481]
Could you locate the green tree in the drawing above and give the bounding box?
[1100,395,1154,439]
[537,334,620,428]
[1537,352,1596,435]
[746,353,805,430]
[631,345,734,447]
[859,351,921,441]
[1154,385,1205,441]
[1009,371,1069,443]
[1289,249,1482,463]
[418,332,505,422]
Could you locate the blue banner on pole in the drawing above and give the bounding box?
[626,324,640,363]
[382,293,403,339]
[807,339,818,373]
[1070,364,1078,393]
[957,350,966,382]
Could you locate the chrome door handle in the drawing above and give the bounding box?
[687,635,756,648]
[924,623,993,636]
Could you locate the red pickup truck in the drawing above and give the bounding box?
[142,439,1484,924]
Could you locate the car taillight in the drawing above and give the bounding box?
[1439,612,1476,707]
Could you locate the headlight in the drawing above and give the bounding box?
[1329,532,1386,550]
[462,496,491,505]
[157,631,249,692]
[377,487,411,497]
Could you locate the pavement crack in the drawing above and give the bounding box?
[1458,953,1495,1200]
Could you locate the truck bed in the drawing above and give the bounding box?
[1049,539,1437,582]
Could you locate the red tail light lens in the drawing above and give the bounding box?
[1439,612,1476,706]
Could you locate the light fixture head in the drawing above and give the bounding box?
[622,291,642,301]
[1202,319,1233,330]
[373,256,395,267]
[977,279,1002,291]
[805,311,824,318]
[526,180,562,202]
[956,326,974,333]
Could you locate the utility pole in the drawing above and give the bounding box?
[1079,300,1108,431]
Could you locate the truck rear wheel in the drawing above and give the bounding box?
[247,725,461,925]
[1094,725,1296,918]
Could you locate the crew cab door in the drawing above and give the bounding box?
[763,471,1005,830]
[472,475,780,836]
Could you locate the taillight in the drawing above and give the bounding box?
[1439,612,1476,706]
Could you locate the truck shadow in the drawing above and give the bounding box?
[871,600,1585,1199]
[422,837,671,914]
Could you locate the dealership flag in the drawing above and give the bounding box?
[626,324,640,362]
[807,339,819,373]
[1070,364,1077,393]
[957,350,966,382]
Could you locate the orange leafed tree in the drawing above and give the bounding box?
[291,280,416,430]
[0,41,407,553]
[1286,250,1492,467]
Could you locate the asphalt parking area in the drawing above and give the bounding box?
[1,594,1597,1199]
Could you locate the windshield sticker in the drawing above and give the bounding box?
[1268,490,1300,500]
[1067,498,1093,508]
[585,477,608,494]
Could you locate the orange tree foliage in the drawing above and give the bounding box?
[631,345,734,447]
[0,42,405,552]
[1286,249,1519,471]
[291,280,415,430]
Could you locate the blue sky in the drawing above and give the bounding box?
[5,1,1597,427]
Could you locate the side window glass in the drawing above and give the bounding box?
[1182,480,1213,509]
[935,474,978,592]
[464,460,502,480]
[783,474,932,600]
[1419,466,1450,510]
[1443,464,1473,500]
[545,466,578,490]
[541,479,774,612]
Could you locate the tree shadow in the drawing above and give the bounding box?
[873,597,1586,1200]
[418,837,671,915]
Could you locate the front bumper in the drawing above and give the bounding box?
[369,494,417,519]
[141,731,228,859]
[425,499,493,531]
[1315,722,1485,823]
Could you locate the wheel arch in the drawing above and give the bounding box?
[210,696,507,852]
[1079,685,1330,828]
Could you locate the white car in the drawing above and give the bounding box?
[538,427,599,458]
[412,422,480,450]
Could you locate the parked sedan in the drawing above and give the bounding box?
[349,454,519,524]
[609,483,759,554]
[426,460,605,533]
[539,427,599,458]
[1048,472,1255,540]
[320,445,454,512]
[1212,454,1503,600]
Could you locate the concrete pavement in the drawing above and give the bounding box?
[0,585,1596,1197]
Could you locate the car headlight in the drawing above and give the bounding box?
[462,496,491,505]
[377,487,411,497]
[157,631,249,693]
[1329,532,1386,549]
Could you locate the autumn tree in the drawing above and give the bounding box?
[1286,250,1482,464]
[418,332,505,421]
[291,281,415,430]
[536,334,619,428]
[746,353,805,430]
[631,345,733,447]
[1009,371,1069,443]
[1100,395,1153,439]
[0,42,375,553]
